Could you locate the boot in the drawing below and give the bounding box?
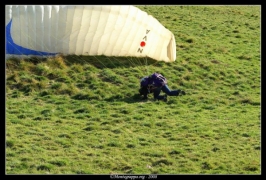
[179,90,186,95]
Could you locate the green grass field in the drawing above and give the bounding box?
[5,5,261,174]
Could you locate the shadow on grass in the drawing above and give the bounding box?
[6,54,162,69]
[104,93,145,103]
[71,93,146,104]
[63,55,161,69]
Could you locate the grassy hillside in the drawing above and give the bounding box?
[5,5,261,174]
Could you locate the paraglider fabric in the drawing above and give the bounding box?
[5,5,176,62]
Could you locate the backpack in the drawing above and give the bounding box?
[150,73,167,86]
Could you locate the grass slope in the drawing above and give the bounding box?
[6,5,261,174]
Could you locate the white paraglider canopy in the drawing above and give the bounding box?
[5,5,176,62]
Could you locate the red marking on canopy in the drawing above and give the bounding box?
[140,41,146,47]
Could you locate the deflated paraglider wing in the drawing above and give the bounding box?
[5,5,176,62]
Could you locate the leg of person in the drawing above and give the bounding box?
[153,87,165,100]
[161,85,178,96]
[161,85,186,96]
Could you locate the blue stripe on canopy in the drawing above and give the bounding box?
[6,19,58,56]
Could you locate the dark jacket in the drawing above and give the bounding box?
[139,73,167,98]
[140,73,167,88]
